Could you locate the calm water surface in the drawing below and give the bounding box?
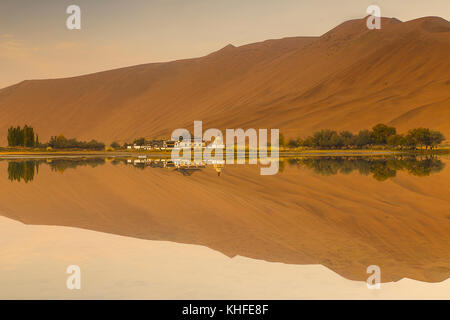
[0,156,449,299]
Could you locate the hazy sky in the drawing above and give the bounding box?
[1,0,449,88]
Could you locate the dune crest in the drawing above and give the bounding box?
[0,16,448,143]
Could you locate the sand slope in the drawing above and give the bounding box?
[0,17,449,143]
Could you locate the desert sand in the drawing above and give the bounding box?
[0,17,448,144]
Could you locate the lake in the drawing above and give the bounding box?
[0,155,449,299]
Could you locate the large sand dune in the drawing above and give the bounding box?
[0,16,449,144]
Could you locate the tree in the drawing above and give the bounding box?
[354,130,371,148]
[7,125,36,147]
[387,134,406,148]
[279,133,286,147]
[339,131,355,147]
[7,127,15,146]
[404,131,418,149]
[287,139,296,148]
[406,128,431,149]
[370,123,396,145]
[430,130,445,149]
[110,141,121,149]
[302,137,314,148]
[15,125,24,146]
[311,129,344,148]
[23,125,35,147]
[133,137,146,146]
[330,132,344,148]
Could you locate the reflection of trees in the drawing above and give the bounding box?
[7,158,106,182]
[8,161,39,183]
[287,156,445,181]
[174,168,201,176]
[48,158,105,173]
[6,156,445,183]
[370,162,396,181]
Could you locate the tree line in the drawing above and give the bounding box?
[7,158,106,182]
[284,124,445,150]
[7,125,39,147]
[7,160,39,183]
[48,135,105,150]
[7,125,105,150]
[285,156,445,181]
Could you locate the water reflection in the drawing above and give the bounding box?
[125,158,224,176]
[3,155,445,182]
[0,155,449,284]
[285,156,446,181]
[7,161,39,183]
[48,158,105,173]
[6,158,105,182]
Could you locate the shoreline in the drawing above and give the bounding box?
[0,149,447,159]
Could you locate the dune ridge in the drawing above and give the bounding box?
[0,16,449,144]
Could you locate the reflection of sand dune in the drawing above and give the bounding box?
[0,160,449,283]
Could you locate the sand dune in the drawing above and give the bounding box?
[0,16,449,144]
[0,159,449,283]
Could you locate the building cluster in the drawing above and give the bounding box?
[127,137,225,150]
[127,139,174,150]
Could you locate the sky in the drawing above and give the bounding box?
[0,0,449,88]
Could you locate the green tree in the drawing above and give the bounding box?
[430,130,445,149]
[23,125,35,147]
[312,129,343,148]
[133,137,146,146]
[370,123,396,144]
[387,134,406,148]
[110,141,121,149]
[279,133,286,147]
[339,131,355,147]
[354,130,371,148]
[7,127,15,146]
[7,125,37,147]
[302,137,314,148]
[406,128,431,149]
[16,125,24,146]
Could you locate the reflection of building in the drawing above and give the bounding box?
[127,140,176,150]
[173,159,206,168]
[125,157,226,176]
[204,159,225,176]
[213,163,224,176]
[172,158,205,176]
[205,136,225,150]
[128,136,224,150]
[165,140,176,149]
